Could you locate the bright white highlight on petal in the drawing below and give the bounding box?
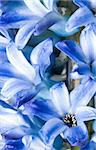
[30,38,53,65]
[1,78,32,100]
[50,82,70,116]
[0,36,9,45]
[6,42,36,82]
[24,0,49,17]
[0,106,30,134]
[42,0,54,11]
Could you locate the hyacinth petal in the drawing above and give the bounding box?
[56,40,85,63]
[42,0,54,10]
[0,50,8,63]
[0,8,34,28]
[0,35,9,45]
[22,135,53,150]
[33,11,62,36]
[0,63,22,78]
[92,61,96,76]
[73,0,90,7]
[15,84,43,107]
[66,122,88,147]
[73,0,96,10]
[80,24,96,63]
[74,63,91,75]
[3,139,25,150]
[1,78,32,100]
[15,20,39,49]
[66,6,95,32]
[70,65,86,79]
[50,17,79,37]
[70,72,85,80]
[24,0,49,17]
[40,118,67,146]
[50,82,70,116]
[0,100,33,139]
[70,79,96,111]
[6,42,36,81]
[76,106,96,121]
[27,98,59,121]
[30,38,53,77]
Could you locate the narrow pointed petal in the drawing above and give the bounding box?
[56,40,86,64]
[24,0,49,17]
[70,79,96,111]
[0,8,34,28]
[33,11,62,36]
[73,0,96,11]
[40,118,67,146]
[76,106,96,121]
[80,24,96,63]
[66,122,88,147]
[0,100,34,139]
[66,6,95,32]
[30,38,53,77]
[1,78,32,100]
[15,20,39,49]
[26,98,59,121]
[50,82,70,116]
[6,42,36,81]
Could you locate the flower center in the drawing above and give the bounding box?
[63,114,77,127]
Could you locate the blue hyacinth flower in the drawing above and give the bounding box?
[30,81,96,147]
[0,32,53,107]
[0,100,38,140]
[56,23,96,83]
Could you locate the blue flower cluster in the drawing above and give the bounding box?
[0,0,96,149]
